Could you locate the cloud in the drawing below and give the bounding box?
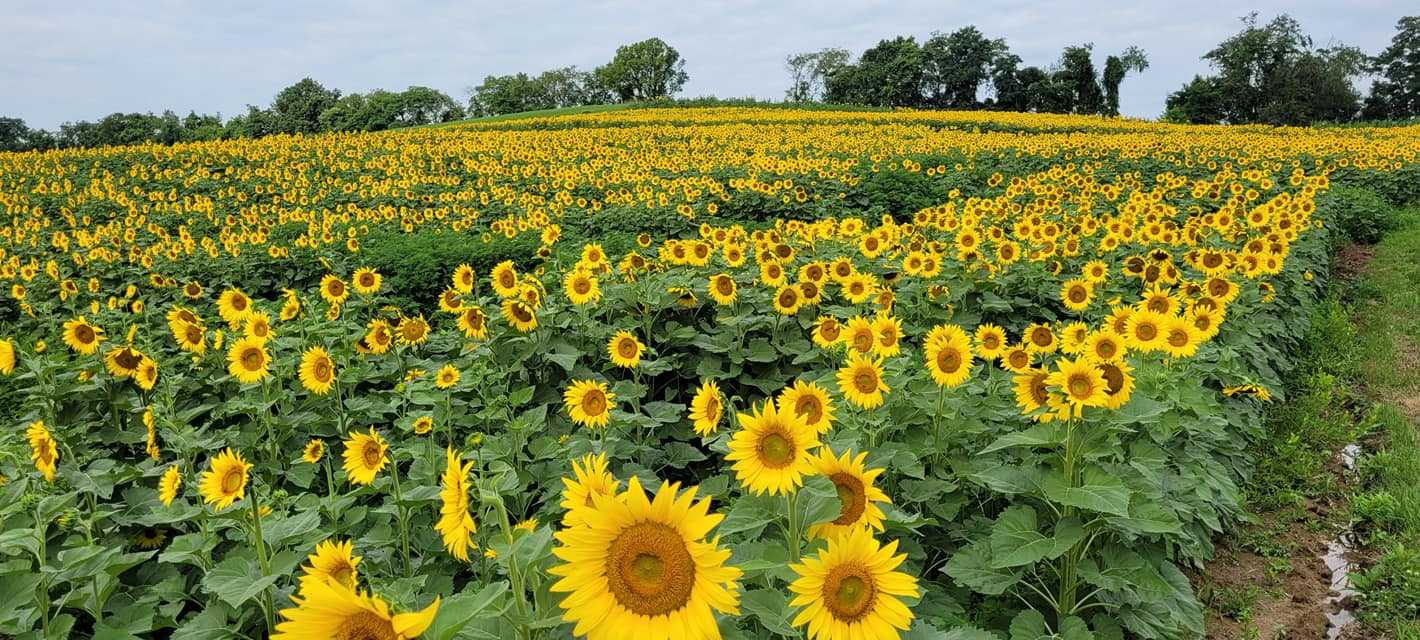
[0,0,1410,128]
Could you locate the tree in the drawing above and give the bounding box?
[922,27,1007,107]
[1164,76,1228,123]
[271,78,340,134]
[1055,45,1103,115]
[0,117,29,152]
[826,37,924,107]
[1101,47,1149,116]
[988,53,1028,110]
[1364,16,1420,120]
[398,86,464,125]
[594,38,689,102]
[469,73,549,116]
[785,48,850,102]
[534,67,603,109]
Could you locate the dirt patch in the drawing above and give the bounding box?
[1335,244,1375,281]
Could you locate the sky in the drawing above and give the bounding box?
[0,0,1411,129]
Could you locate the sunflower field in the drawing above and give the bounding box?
[1,107,1418,640]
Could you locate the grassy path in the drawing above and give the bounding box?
[1199,206,1420,639]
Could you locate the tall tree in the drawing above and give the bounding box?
[271,78,340,134]
[784,48,850,102]
[0,117,30,152]
[826,37,924,107]
[1364,16,1420,120]
[922,27,1007,108]
[1101,47,1149,116]
[594,38,689,102]
[1055,45,1103,115]
[398,86,464,125]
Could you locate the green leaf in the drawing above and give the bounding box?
[741,588,796,636]
[989,508,1085,569]
[1059,616,1094,640]
[1009,609,1048,640]
[261,508,321,547]
[981,423,1065,454]
[799,474,843,530]
[424,582,509,640]
[1041,468,1132,517]
[942,626,1003,640]
[202,557,281,609]
[944,540,1023,595]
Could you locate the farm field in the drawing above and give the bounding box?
[1,106,1419,640]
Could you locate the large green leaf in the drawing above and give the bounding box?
[201,557,281,609]
[989,507,1085,569]
[1041,468,1132,517]
[1008,609,1047,639]
[424,582,509,640]
[741,588,797,636]
[944,540,1023,595]
[980,423,1065,454]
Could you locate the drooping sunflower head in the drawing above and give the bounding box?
[198,448,251,511]
[607,331,644,369]
[1098,359,1136,409]
[836,353,890,410]
[452,264,476,294]
[689,379,724,437]
[788,527,918,640]
[134,357,158,391]
[104,345,144,379]
[564,379,614,429]
[808,448,891,541]
[158,464,182,506]
[778,379,836,434]
[226,336,271,384]
[342,429,389,486]
[298,346,336,395]
[726,400,820,495]
[135,526,166,549]
[548,476,741,640]
[1012,367,1054,418]
[0,338,14,376]
[301,539,362,590]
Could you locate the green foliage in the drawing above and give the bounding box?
[594,38,689,102]
[1355,543,1420,627]
[358,229,539,308]
[1319,186,1397,244]
[1363,16,1420,121]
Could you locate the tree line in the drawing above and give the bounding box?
[2,13,1418,153]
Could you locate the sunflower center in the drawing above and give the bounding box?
[757,432,795,468]
[511,304,533,322]
[851,332,873,353]
[1095,339,1117,359]
[936,347,962,374]
[362,442,383,468]
[819,321,840,341]
[240,347,264,371]
[1030,375,1050,405]
[778,290,797,307]
[1167,329,1189,348]
[582,391,607,416]
[115,348,141,370]
[852,370,878,394]
[232,296,247,311]
[1101,364,1125,394]
[617,340,637,358]
[704,395,721,421]
[1068,287,1087,303]
[982,335,1000,349]
[823,565,877,622]
[1030,329,1052,347]
[185,325,203,343]
[75,324,95,343]
[794,395,822,425]
[1008,351,1029,368]
[499,272,515,288]
[335,610,396,640]
[314,359,333,382]
[878,328,896,347]
[1135,323,1157,341]
[1068,375,1091,398]
[829,473,867,526]
[220,468,244,495]
[605,522,695,617]
[330,564,355,588]
[574,279,591,295]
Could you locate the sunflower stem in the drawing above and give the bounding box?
[248,481,276,634]
[492,497,531,639]
[389,451,413,579]
[784,492,802,562]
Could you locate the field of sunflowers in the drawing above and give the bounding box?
[1,106,1418,640]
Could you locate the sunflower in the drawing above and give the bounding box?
[353,268,382,295]
[183,281,204,299]
[1097,359,1136,409]
[607,331,644,369]
[135,357,158,391]
[1124,309,1167,352]
[303,439,325,464]
[501,299,539,333]
[226,336,271,384]
[564,269,601,305]
[437,288,464,314]
[434,364,460,390]
[1060,278,1094,312]
[452,264,476,294]
[342,429,390,486]
[923,324,974,387]
[1012,367,1054,419]
[158,464,182,506]
[812,316,843,348]
[412,416,434,435]
[1161,315,1201,358]
[808,448,891,541]
[245,312,274,343]
[560,452,621,528]
[871,314,902,357]
[844,316,876,355]
[778,379,836,434]
[62,316,104,355]
[396,315,430,346]
[1085,330,1126,362]
[773,285,803,316]
[973,324,1007,360]
[490,260,519,298]
[319,275,350,307]
[299,346,337,395]
[174,320,206,354]
[436,448,478,561]
[842,273,876,304]
[135,526,166,549]
[726,400,820,495]
[1001,344,1034,373]
[199,448,251,511]
[272,573,439,640]
[564,379,614,429]
[788,527,918,640]
[548,476,741,640]
[0,338,14,375]
[837,354,889,410]
[457,307,489,339]
[104,345,144,379]
[708,273,738,305]
[301,539,361,590]
[364,319,393,355]
[689,379,724,437]
[27,420,58,483]
[1047,357,1109,417]
[216,288,253,327]
[1023,322,1057,354]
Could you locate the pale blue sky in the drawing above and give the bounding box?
[0,0,1410,128]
